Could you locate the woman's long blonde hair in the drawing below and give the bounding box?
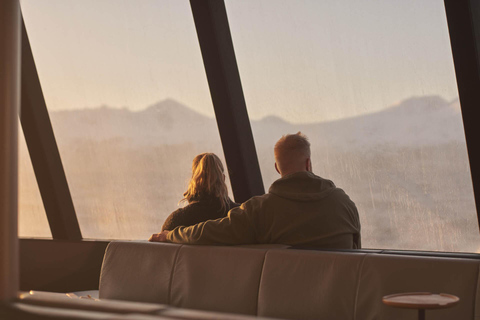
[181,153,229,211]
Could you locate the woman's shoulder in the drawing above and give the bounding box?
[173,205,188,214]
[162,197,237,231]
[170,201,204,216]
[161,203,199,230]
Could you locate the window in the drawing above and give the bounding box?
[226,0,479,252]
[21,0,230,239]
[18,126,51,238]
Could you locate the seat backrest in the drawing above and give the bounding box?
[99,241,181,304]
[169,245,270,315]
[355,253,480,320]
[258,249,367,320]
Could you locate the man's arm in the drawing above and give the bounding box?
[161,204,257,245]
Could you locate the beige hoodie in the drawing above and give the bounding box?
[167,171,361,249]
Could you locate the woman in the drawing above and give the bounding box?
[161,153,239,231]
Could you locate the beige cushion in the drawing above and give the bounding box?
[169,245,268,315]
[19,290,167,314]
[258,249,366,320]
[356,254,480,320]
[12,303,118,319]
[99,241,182,303]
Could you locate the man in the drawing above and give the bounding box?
[150,132,361,249]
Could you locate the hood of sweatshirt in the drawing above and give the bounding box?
[268,171,337,201]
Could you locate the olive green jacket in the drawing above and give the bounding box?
[167,171,361,249]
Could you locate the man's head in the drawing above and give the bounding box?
[274,132,312,177]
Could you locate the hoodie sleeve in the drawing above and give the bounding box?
[166,203,257,245]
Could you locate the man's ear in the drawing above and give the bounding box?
[306,158,312,172]
[275,162,281,175]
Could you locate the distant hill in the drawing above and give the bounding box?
[50,99,218,146]
[48,96,465,149]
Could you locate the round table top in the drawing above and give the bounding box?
[382,292,460,310]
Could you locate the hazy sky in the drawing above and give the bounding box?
[20,0,458,123]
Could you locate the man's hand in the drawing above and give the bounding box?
[149,230,170,242]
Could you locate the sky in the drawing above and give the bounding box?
[20,0,458,123]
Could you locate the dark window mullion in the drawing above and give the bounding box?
[444,0,480,230]
[190,0,264,203]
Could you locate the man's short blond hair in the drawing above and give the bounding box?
[274,132,311,172]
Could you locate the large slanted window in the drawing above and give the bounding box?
[20,0,230,240]
[225,0,479,252]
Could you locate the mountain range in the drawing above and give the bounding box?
[48,96,465,149]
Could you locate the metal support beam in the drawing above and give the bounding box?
[190,0,264,202]
[0,0,21,302]
[20,19,82,240]
[444,0,480,229]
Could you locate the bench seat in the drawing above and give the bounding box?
[98,241,480,320]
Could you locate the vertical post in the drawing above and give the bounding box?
[444,0,480,229]
[0,0,21,302]
[190,0,265,202]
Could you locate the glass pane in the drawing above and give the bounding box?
[226,0,479,252]
[21,0,230,240]
[18,125,51,238]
